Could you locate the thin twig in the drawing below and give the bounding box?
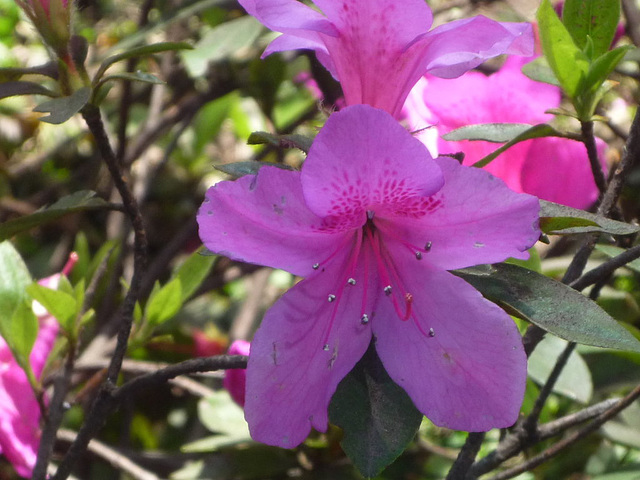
[446,432,485,480]
[469,399,619,478]
[580,121,607,195]
[57,429,160,480]
[50,104,149,480]
[523,342,577,435]
[571,243,640,291]
[484,384,640,480]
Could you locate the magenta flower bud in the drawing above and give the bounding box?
[223,340,251,407]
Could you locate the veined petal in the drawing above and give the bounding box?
[372,268,526,431]
[302,105,443,222]
[238,0,338,37]
[414,16,534,79]
[263,33,328,58]
[245,243,375,447]
[383,157,539,271]
[312,0,433,115]
[198,166,347,277]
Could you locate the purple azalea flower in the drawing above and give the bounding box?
[0,253,76,478]
[237,0,534,118]
[197,105,540,447]
[403,57,607,209]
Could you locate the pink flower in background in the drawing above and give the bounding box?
[403,57,606,209]
[239,0,534,117]
[198,105,539,447]
[0,253,76,478]
[223,340,251,407]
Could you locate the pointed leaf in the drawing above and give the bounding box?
[0,191,111,241]
[472,124,563,168]
[540,200,640,235]
[563,0,621,58]
[247,131,313,153]
[538,0,590,98]
[453,263,640,353]
[214,161,293,179]
[95,42,192,82]
[521,57,562,87]
[0,62,58,82]
[443,123,534,143]
[145,278,182,326]
[328,343,422,478]
[8,301,38,366]
[0,241,32,340]
[26,283,77,332]
[173,248,216,302]
[33,87,91,124]
[99,71,164,86]
[0,81,57,100]
[583,46,632,99]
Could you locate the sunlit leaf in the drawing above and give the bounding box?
[563,0,621,58]
[540,200,639,235]
[145,278,182,326]
[538,0,590,98]
[453,263,640,352]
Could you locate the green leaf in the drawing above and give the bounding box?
[173,249,216,302]
[583,45,632,100]
[472,124,563,168]
[26,283,77,332]
[443,123,534,143]
[0,190,111,241]
[0,81,58,100]
[8,300,39,366]
[453,263,640,353]
[521,57,562,87]
[145,278,182,326]
[0,241,33,342]
[563,0,621,58]
[528,335,593,403]
[181,16,262,77]
[329,343,422,478]
[540,200,640,235]
[214,161,294,179]
[0,62,58,82]
[537,0,590,98]
[247,131,313,154]
[99,71,164,86]
[95,42,192,83]
[595,244,640,273]
[33,87,91,124]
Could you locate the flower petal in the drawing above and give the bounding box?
[520,136,604,209]
[238,0,337,37]
[372,267,526,431]
[382,157,539,271]
[415,17,534,79]
[244,243,375,447]
[301,105,443,222]
[311,0,433,115]
[198,166,346,277]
